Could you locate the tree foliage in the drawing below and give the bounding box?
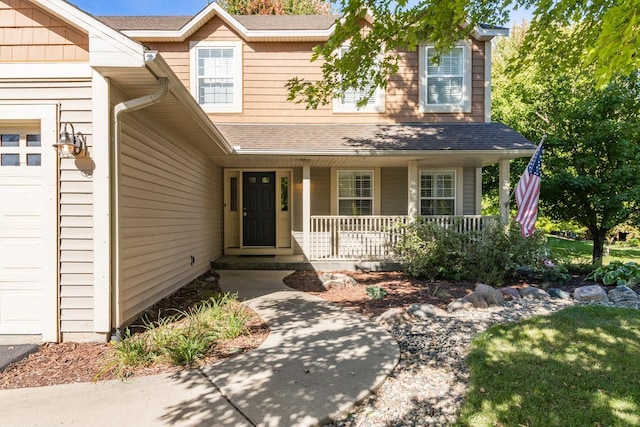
[285,0,639,108]
[217,0,333,15]
[492,24,640,264]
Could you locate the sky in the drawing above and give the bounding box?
[69,0,532,27]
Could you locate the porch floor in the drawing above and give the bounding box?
[210,255,401,272]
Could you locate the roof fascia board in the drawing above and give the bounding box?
[30,0,145,66]
[230,148,536,156]
[473,26,510,40]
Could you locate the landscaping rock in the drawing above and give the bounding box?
[475,284,505,306]
[548,288,572,299]
[447,298,473,312]
[463,292,489,309]
[408,303,447,319]
[500,287,522,301]
[520,287,550,300]
[319,273,358,290]
[374,307,410,325]
[607,286,640,304]
[574,285,609,303]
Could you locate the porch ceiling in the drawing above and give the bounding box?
[212,122,536,168]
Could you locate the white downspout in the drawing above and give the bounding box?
[111,76,169,339]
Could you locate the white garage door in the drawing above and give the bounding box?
[0,125,46,335]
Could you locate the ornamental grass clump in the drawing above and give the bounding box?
[97,292,250,379]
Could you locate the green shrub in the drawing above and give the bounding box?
[622,238,640,247]
[392,218,466,281]
[393,219,558,286]
[365,285,388,300]
[587,261,640,287]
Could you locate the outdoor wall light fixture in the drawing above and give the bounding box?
[53,122,84,158]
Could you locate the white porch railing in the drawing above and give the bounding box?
[308,215,497,261]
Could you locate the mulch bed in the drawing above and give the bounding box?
[0,273,269,390]
[1,269,591,390]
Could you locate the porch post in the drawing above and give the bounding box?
[408,160,418,218]
[499,159,510,223]
[302,160,311,256]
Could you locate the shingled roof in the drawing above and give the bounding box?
[216,123,535,153]
[97,14,339,31]
[234,15,339,30]
[97,15,193,31]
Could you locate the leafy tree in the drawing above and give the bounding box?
[217,0,333,15]
[492,24,640,265]
[285,0,639,108]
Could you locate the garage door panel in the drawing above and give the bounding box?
[0,226,42,241]
[0,274,41,284]
[1,239,42,269]
[0,292,42,334]
[1,188,42,216]
[0,124,47,336]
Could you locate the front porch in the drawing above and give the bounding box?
[211,215,497,270]
[212,123,534,263]
[306,214,496,261]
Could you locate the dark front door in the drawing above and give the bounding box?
[243,172,276,246]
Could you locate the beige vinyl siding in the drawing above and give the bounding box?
[381,168,408,215]
[463,167,476,215]
[147,17,486,124]
[118,108,223,325]
[0,77,94,336]
[310,168,331,216]
[0,0,89,62]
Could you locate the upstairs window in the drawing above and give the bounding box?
[419,44,471,113]
[190,41,242,113]
[334,47,385,113]
[420,170,456,215]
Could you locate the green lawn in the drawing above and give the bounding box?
[547,236,640,265]
[457,306,640,426]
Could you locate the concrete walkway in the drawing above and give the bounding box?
[0,271,399,426]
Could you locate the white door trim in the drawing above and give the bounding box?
[0,104,58,342]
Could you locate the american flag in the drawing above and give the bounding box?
[514,141,543,237]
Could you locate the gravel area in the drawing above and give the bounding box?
[328,297,576,427]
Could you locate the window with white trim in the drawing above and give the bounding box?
[419,44,471,113]
[333,47,384,113]
[420,170,456,215]
[338,170,373,215]
[190,41,242,113]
